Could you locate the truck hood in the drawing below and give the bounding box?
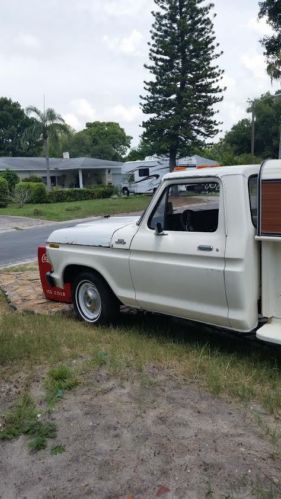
[47,216,139,247]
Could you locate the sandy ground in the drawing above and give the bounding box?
[0,369,281,499]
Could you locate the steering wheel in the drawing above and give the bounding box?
[182,210,194,231]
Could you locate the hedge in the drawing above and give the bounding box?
[47,185,114,203]
[12,184,115,205]
[0,177,9,207]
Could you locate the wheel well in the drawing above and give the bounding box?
[63,265,120,302]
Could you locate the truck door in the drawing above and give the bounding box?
[129,178,229,328]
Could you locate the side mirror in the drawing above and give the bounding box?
[155,222,163,235]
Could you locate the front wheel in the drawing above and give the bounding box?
[122,187,129,196]
[73,271,119,325]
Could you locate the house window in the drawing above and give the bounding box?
[51,176,57,187]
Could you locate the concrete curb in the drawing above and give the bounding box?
[0,258,36,270]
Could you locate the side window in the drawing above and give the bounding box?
[149,181,220,232]
[248,175,258,227]
[139,168,150,177]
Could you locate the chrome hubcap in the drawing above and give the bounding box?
[77,281,102,321]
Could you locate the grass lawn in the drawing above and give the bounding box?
[0,196,150,222]
[1,286,281,418]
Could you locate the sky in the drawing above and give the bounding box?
[0,0,279,148]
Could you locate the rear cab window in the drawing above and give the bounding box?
[248,175,258,227]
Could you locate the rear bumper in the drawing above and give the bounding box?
[38,245,72,304]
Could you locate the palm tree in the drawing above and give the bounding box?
[24,106,69,191]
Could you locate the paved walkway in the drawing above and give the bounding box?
[0,269,72,315]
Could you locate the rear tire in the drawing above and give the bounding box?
[72,271,119,325]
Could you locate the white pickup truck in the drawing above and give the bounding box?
[38,160,281,345]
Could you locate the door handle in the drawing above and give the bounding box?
[197,245,213,252]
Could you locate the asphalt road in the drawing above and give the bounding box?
[0,222,75,267]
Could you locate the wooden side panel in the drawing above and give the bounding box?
[261,181,281,234]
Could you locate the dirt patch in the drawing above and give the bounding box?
[0,372,280,499]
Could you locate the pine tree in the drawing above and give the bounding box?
[259,0,281,80]
[140,0,224,170]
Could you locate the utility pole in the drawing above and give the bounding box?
[251,106,255,156]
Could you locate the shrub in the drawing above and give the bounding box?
[0,169,19,194]
[47,185,114,203]
[0,177,9,207]
[22,175,43,183]
[29,183,48,203]
[14,182,47,206]
[14,182,32,207]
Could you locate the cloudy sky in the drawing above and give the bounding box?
[0,0,279,147]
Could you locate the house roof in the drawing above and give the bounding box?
[0,157,123,172]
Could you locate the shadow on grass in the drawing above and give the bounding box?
[117,309,281,369]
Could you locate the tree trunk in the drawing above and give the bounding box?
[44,137,51,192]
[169,145,177,172]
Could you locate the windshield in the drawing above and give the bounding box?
[136,188,161,225]
[137,206,148,226]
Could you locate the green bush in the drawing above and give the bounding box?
[22,175,43,183]
[0,169,19,194]
[0,177,9,207]
[29,183,48,203]
[47,185,114,203]
[14,182,47,206]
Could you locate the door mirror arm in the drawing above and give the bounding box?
[155,222,168,236]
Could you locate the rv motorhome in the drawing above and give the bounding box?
[121,156,219,195]
[121,159,169,195]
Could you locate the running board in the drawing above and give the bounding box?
[256,318,281,345]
